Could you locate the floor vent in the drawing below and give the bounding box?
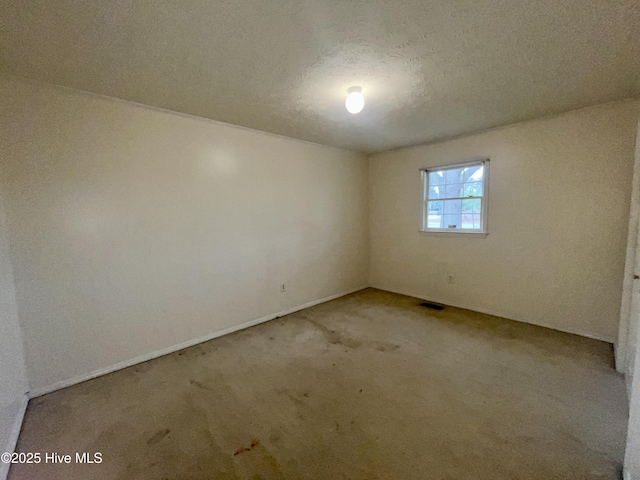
[420,302,444,310]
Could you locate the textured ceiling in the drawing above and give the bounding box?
[1,0,639,153]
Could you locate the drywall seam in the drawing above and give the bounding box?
[371,285,616,344]
[0,74,361,156]
[28,286,368,398]
[0,393,28,480]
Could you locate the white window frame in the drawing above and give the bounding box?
[420,158,490,235]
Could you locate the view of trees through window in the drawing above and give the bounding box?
[426,164,484,230]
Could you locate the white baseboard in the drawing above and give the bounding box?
[371,285,615,344]
[1,393,29,480]
[29,286,368,398]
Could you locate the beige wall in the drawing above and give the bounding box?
[0,78,368,395]
[0,189,28,474]
[369,100,639,342]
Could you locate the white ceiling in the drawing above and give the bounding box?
[1,0,639,153]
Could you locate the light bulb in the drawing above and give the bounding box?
[345,86,364,114]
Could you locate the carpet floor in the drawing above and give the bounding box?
[9,288,628,479]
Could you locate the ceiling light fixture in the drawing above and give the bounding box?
[345,86,364,114]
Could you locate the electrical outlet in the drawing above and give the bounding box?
[447,274,454,284]
[280,284,286,292]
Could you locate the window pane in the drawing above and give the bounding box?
[468,165,484,181]
[443,199,462,215]
[463,182,483,197]
[442,215,461,229]
[444,168,464,184]
[428,186,441,199]
[427,201,443,214]
[461,213,475,228]
[427,201,443,228]
[429,171,444,186]
[462,198,481,213]
[444,183,464,197]
[442,213,482,230]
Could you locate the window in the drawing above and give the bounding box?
[421,158,489,234]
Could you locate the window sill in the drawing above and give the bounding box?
[419,230,488,238]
